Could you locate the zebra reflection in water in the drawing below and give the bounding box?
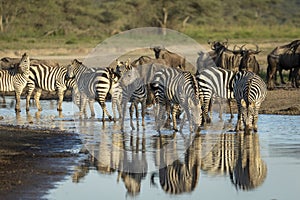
[201,133,267,190]
[151,134,201,194]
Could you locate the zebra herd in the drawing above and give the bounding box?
[0,45,267,133]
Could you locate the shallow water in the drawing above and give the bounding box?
[0,97,299,200]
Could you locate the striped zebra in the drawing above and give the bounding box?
[115,67,147,131]
[26,62,70,111]
[233,71,267,133]
[151,67,202,132]
[66,59,114,121]
[0,53,30,112]
[196,67,236,123]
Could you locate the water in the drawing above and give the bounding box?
[0,97,299,200]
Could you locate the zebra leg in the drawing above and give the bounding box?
[203,98,211,124]
[14,91,21,112]
[253,104,260,132]
[164,103,171,128]
[112,99,117,122]
[235,100,243,131]
[34,88,43,111]
[99,102,112,121]
[57,89,65,111]
[134,102,139,128]
[88,99,95,117]
[172,105,179,132]
[141,99,146,127]
[129,103,135,130]
[26,84,35,112]
[228,99,234,120]
[121,100,128,131]
[80,95,87,117]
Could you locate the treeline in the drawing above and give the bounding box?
[1,0,300,40]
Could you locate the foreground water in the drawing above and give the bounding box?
[0,98,299,200]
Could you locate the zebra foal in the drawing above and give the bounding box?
[233,71,267,133]
[0,53,30,112]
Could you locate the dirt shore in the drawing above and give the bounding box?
[0,126,83,200]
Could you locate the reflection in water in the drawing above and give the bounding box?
[229,133,267,190]
[117,131,148,196]
[201,133,267,191]
[71,131,267,195]
[151,134,201,194]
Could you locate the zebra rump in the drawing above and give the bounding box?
[196,67,235,123]
[233,71,267,133]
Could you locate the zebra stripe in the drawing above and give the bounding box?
[196,67,235,123]
[26,63,69,111]
[151,67,202,132]
[233,71,267,133]
[116,67,147,130]
[67,60,114,120]
[0,53,30,112]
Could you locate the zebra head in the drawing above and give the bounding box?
[118,67,140,88]
[18,53,30,74]
[66,59,82,79]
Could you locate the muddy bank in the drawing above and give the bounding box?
[0,126,82,200]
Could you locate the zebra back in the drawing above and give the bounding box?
[28,63,68,92]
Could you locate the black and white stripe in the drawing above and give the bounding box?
[0,53,30,112]
[116,67,147,130]
[233,71,267,133]
[151,67,202,132]
[26,62,69,111]
[67,60,114,120]
[196,67,235,123]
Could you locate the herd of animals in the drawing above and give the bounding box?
[0,39,299,134]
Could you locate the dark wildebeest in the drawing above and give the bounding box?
[239,45,261,75]
[206,40,242,72]
[266,40,300,89]
[151,46,186,70]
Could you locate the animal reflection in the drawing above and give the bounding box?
[201,133,267,190]
[151,134,201,194]
[72,130,147,196]
[71,131,267,195]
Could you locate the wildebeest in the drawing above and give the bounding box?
[131,56,169,68]
[151,46,186,70]
[207,40,242,72]
[239,45,261,75]
[266,40,300,89]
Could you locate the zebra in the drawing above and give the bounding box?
[150,67,202,132]
[0,53,30,112]
[196,67,236,124]
[233,71,267,133]
[66,59,114,121]
[115,67,147,131]
[26,62,70,111]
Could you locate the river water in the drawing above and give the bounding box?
[0,97,299,200]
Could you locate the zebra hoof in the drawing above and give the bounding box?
[108,116,113,121]
[15,109,21,113]
[173,128,179,132]
[57,108,62,111]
